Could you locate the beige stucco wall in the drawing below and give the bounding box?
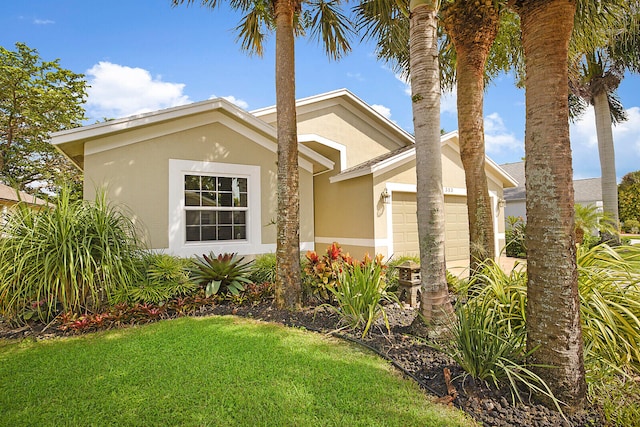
[83,114,314,255]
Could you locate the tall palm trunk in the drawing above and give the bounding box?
[410,1,453,324]
[593,89,620,243]
[442,4,499,274]
[274,0,302,309]
[518,0,586,410]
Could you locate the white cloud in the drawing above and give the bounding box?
[570,106,640,180]
[210,94,249,110]
[441,88,457,116]
[85,62,190,120]
[394,72,412,96]
[347,72,364,81]
[483,112,524,159]
[371,104,392,120]
[34,18,55,25]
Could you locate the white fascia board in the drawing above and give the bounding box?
[298,134,345,171]
[371,147,416,178]
[253,89,415,148]
[52,98,265,145]
[298,144,335,171]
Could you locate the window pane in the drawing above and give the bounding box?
[186,226,200,241]
[185,191,200,206]
[237,194,248,207]
[201,211,216,225]
[218,211,232,224]
[186,211,200,226]
[218,193,232,207]
[185,175,200,190]
[201,176,216,191]
[201,192,217,206]
[234,226,246,240]
[202,226,217,241]
[218,177,232,191]
[236,178,247,193]
[218,226,232,240]
[233,211,246,225]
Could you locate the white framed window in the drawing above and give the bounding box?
[168,159,262,257]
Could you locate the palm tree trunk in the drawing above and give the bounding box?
[518,0,587,411]
[410,1,453,324]
[274,0,302,309]
[593,89,620,243]
[442,5,499,274]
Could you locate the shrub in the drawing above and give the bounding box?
[326,256,397,338]
[117,253,197,304]
[505,216,526,258]
[249,253,277,284]
[190,252,253,296]
[622,219,640,234]
[0,188,143,323]
[302,242,352,302]
[435,299,560,409]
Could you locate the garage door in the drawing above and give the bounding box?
[391,192,469,261]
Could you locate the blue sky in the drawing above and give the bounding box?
[3,1,639,181]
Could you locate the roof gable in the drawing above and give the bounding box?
[330,131,518,188]
[50,98,333,173]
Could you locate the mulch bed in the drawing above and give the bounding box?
[0,299,603,427]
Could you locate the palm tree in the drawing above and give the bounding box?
[570,10,640,244]
[512,0,587,410]
[357,0,452,324]
[171,0,352,309]
[440,1,501,274]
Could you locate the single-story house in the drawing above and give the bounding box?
[0,183,48,217]
[501,161,603,221]
[51,89,516,267]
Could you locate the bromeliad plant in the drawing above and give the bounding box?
[190,252,253,296]
[326,253,397,338]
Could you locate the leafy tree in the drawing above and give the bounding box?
[619,170,640,226]
[570,7,640,243]
[171,0,352,309]
[0,43,86,198]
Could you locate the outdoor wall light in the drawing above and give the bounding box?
[498,198,506,208]
[381,188,391,204]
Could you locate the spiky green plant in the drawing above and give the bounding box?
[435,300,562,410]
[0,188,143,323]
[190,252,253,296]
[117,253,198,303]
[249,253,277,284]
[327,259,398,338]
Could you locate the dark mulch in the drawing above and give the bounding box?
[0,299,603,427]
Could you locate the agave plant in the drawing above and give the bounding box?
[190,252,253,296]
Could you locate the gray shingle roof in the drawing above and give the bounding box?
[500,161,602,204]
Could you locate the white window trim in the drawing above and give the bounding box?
[168,159,262,257]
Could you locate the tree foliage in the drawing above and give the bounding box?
[0,43,87,197]
[619,170,640,225]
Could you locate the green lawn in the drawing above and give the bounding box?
[0,316,472,427]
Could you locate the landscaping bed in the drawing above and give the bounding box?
[0,298,603,427]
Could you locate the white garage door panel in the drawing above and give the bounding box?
[391,192,469,261]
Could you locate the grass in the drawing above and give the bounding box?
[0,316,473,427]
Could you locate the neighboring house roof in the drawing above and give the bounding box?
[501,161,602,204]
[252,89,415,150]
[50,97,334,174]
[0,183,48,206]
[331,131,518,187]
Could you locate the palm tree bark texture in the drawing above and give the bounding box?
[274,0,302,309]
[516,0,587,411]
[441,0,500,274]
[409,0,453,325]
